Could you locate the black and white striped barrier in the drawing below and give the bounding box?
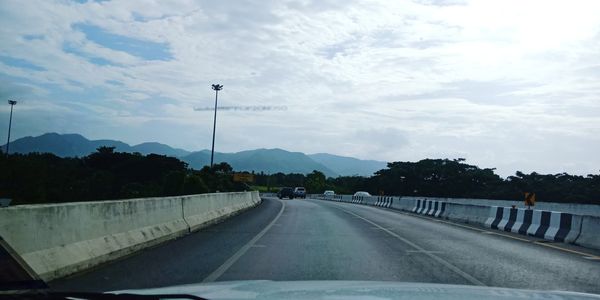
[351,196,363,204]
[485,207,579,242]
[374,196,393,208]
[316,195,600,250]
[412,199,446,217]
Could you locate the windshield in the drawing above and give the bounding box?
[1,0,599,298]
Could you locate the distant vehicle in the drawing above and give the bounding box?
[323,190,335,196]
[353,191,371,197]
[293,187,306,199]
[277,187,294,199]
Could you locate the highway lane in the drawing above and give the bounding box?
[51,197,600,294]
[50,197,284,292]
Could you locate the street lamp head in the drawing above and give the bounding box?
[8,100,17,105]
[211,84,223,91]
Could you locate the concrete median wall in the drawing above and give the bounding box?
[400,196,600,217]
[0,191,260,281]
[442,202,492,225]
[575,215,600,250]
[391,197,416,211]
[183,192,261,231]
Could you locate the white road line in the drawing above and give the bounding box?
[405,250,444,254]
[202,199,286,282]
[583,256,600,260]
[371,227,395,230]
[341,208,486,286]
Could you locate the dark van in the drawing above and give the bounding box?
[277,187,294,199]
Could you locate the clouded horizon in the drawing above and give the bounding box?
[1,0,599,177]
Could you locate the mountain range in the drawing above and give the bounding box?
[1,133,388,177]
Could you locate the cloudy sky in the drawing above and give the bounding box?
[1,0,599,177]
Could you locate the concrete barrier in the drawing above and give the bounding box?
[401,196,600,217]
[364,196,376,206]
[374,196,393,208]
[575,215,600,250]
[442,202,490,225]
[183,192,261,231]
[0,191,260,281]
[510,209,532,235]
[484,206,581,243]
[314,193,599,250]
[316,194,599,216]
[391,197,416,211]
[350,196,363,204]
[411,199,446,217]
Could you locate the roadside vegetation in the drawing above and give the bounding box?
[1,150,598,205]
[255,159,600,204]
[0,147,247,205]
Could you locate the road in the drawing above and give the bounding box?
[51,197,600,294]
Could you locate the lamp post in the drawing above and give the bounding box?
[210,84,223,168]
[5,100,17,156]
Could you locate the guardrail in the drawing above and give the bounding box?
[0,191,261,281]
[311,194,600,251]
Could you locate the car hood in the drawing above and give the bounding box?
[113,280,600,299]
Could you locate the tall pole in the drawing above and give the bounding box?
[5,100,17,156]
[210,84,223,168]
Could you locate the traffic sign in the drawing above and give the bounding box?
[524,192,536,207]
[233,173,254,183]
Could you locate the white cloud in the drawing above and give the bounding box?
[0,0,599,176]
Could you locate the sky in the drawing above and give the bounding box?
[0,0,599,177]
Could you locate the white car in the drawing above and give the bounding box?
[353,191,371,197]
[293,187,306,199]
[323,190,335,196]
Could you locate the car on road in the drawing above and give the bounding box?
[353,191,371,197]
[277,187,294,199]
[323,190,335,196]
[293,187,306,199]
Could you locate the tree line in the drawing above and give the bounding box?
[0,147,247,205]
[2,151,598,205]
[255,159,600,204]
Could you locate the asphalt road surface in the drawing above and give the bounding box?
[51,197,600,294]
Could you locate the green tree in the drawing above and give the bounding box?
[305,170,326,193]
[182,174,209,194]
[162,171,185,196]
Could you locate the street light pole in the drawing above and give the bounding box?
[210,84,223,168]
[5,100,17,156]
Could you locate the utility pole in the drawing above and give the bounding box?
[5,100,17,156]
[210,84,223,168]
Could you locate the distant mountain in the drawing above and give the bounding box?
[309,153,387,176]
[131,142,190,157]
[2,133,388,177]
[0,133,130,157]
[1,133,189,158]
[182,148,338,177]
